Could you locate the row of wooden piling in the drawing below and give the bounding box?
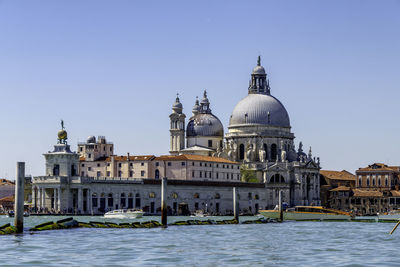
[18,217,269,232]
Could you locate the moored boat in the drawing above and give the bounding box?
[259,206,352,221]
[104,209,144,219]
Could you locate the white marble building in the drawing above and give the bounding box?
[169,57,321,206]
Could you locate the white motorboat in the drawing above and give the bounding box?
[104,209,144,219]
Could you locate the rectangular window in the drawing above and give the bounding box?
[141,162,144,166]
[88,167,92,171]
[217,164,219,168]
[168,162,171,166]
[130,171,133,177]
[156,162,159,167]
[208,140,212,147]
[182,162,185,166]
[200,172,202,178]
[192,171,195,177]
[192,162,194,166]
[97,163,100,167]
[200,163,202,167]
[106,171,110,177]
[119,163,122,167]
[141,171,145,177]
[97,171,101,177]
[80,147,83,152]
[118,171,122,177]
[130,163,133,167]
[88,154,91,158]
[216,173,219,179]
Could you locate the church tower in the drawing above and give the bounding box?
[169,94,186,155]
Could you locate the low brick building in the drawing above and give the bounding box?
[320,170,355,210]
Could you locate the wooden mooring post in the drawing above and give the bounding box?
[14,162,25,233]
[161,177,168,226]
[389,220,400,235]
[233,187,239,223]
[278,190,283,223]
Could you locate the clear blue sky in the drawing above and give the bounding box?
[1,0,399,179]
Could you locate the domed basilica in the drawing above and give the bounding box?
[170,57,321,206]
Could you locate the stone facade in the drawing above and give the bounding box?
[168,57,322,207]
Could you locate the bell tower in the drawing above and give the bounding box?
[169,94,186,155]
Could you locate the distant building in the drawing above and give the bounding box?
[352,163,400,215]
[32,127,266,215]
[320,170,355,211]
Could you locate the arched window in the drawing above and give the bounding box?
[135,193,141,208]
[120,193,126,208]
[378,176,381,186]
[155,169,160,179]
[215,193,221,199]
[385,176,389,186]
[270,174,285,183]
[92,193,98,208]
[194,193,200,199]
[53,164,60,176]
[358,176,362,187]
[108,193,113,208]
[271,144,277,161]
[367,176,370,186]
[263,143,268,160]
[239,144,245,160]
[128,193,133,209]
[71,165,76,176]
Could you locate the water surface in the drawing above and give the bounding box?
[0,216,398,266]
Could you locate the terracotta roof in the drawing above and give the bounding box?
[352,189,383,197]
[320,170,355,181]
[0,179,15,185]
[330,186,351,192]
[0,195,14,202]
[357,163,399,172]
[391,190,400,197]
[154,154,238,164]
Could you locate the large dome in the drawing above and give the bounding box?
[187,113,224,137]
[229,94,290,128]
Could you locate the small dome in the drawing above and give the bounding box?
[173,101,183,109]
[58,130,67,140]
[172,95,183,113]
[187,113,224,137]
[87,136,96,144]
[252,65,266,75]
[229,94,290,128]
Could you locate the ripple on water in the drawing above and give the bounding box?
[1,217,400,266]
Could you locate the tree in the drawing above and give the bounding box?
[240,165,258,183]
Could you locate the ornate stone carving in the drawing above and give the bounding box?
[280,140,286,162]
